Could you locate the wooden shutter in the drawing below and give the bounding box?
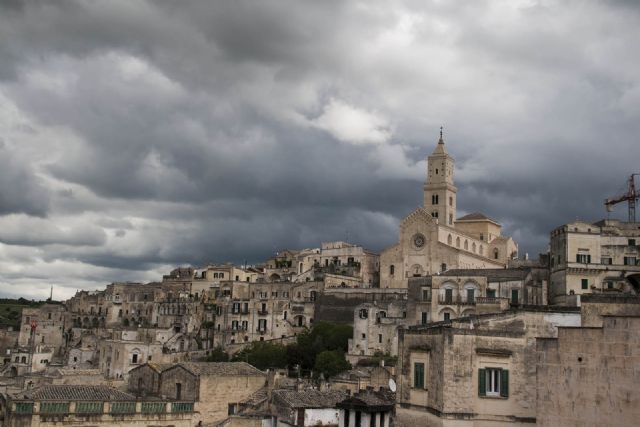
[500,369,509,397]
[478,369,486,396]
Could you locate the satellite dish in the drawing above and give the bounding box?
[388,378,397,392]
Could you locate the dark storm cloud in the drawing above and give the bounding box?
[0,0,639,299]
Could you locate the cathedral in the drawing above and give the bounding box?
[380,131,518,288]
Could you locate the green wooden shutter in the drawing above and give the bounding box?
[500,369,509,397]
[478,369,486,396]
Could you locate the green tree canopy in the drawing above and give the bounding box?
[232,341,287,370]
[313,350,351,379]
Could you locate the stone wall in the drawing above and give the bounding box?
[536,315,640,427]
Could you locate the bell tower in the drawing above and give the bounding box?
[423,127,457,226]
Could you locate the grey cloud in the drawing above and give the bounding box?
[0,0,640,297]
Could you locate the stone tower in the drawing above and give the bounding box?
[423,129,457,226]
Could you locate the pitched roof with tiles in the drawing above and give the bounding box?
[273,389,348,409]
[17,385,136,401]
[456,212,499,223]
[178,362,265,377]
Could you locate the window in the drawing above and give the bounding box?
[601,257,612,265]
[421,312,428,325]
[378,334,382,343]
[581,279,589,290]
[480,233,484,241]
[432,194,439,205]
[466,288,475,302]
[606,281,614,289]
[176,382,182,400]
[629,239,636,246]
[511,289,519,305]
[414,362,425,389]
[432,211,439,218]
[422,288,431,301]
[494,249,499,260]
[444,288,453,304]
[624,256,637,266]
[443,312,450,321]
[479,368,508,397]
[576,254,591,263]
[487,289,496,298]
[449,214,453,225]
[449,196,453,206]
[359,309,369,319]
[389,265,395,275]
[441,263,447,272]
[361,333,366,339]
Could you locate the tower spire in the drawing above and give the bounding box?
[439,126,443,143]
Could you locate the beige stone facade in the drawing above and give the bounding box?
[407,268,547,325]
[549,219,640,304]
[395,308,580,427]
[128,362,266,425]
[536,314,640,427]
[380,135,517,289]
[347,301,408,363]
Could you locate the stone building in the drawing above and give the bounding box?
[2,384,194,426]
[380,133,518,289]
[337,388,395,427]
[18,304,66,356]
[395,307,580,426]
[209,280,322,347]
[347,301,408,363]
[407,267,547,325]
[549,219,640,305]
[271,389,348,427]
[128,361,266,425]
[536,314,640,427]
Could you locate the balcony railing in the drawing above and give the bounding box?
[437,296,476,305]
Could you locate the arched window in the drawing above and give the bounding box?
[447,234,452,245]
[390,265,395,275]
[456,237,460,248]
[494,248,499,260]
[359,309,368,319]
[479,245,484,255]
[464,240,469,250]
[472,242,476,253]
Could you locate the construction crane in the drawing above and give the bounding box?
[605,174,639,222]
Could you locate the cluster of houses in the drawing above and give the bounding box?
[0,136,638,426]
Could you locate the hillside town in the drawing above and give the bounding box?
[0,135,638,427]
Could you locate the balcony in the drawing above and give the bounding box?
[256,328,267,334]
[437,295,476,305]
[258,310,269,316]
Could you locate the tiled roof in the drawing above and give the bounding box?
[55,368,101,376]
[178,362,265,377]
[439,268,529,280]
[273,389,348,409]
[457,212,498,222]
[338,389,395,409]
[240,387,269,406]
[18,385,135,401]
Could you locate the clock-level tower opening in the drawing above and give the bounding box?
[423,128,457,226]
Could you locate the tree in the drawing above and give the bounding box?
[232,342,287,370]
[207,347,229,362]
[314,350,351,379]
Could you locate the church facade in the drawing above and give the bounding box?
[380,133,518,288]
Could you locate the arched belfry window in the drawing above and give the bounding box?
[390,265,395,275]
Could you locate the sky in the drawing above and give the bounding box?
[1,0,639,300]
